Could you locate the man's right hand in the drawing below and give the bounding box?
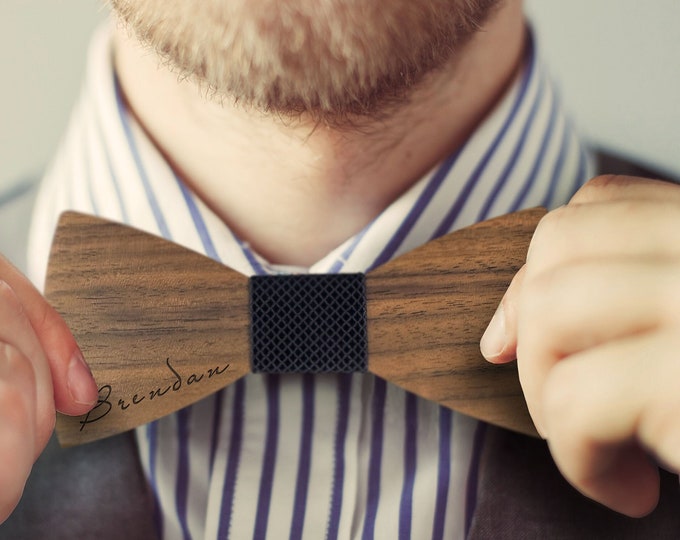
[0,255,98,523]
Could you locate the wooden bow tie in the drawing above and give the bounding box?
[45,208,546,447]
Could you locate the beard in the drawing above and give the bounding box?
[110,0,502,124]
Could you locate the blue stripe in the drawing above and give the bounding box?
[94,112,129,222]
[253,375,281,539]
[361,378,387,540]
[328,227,370,273]
[508,80,558,212]
[432,43,537,238]
[541,116,570,208]
[431,408,452,540]
[217,380,246,539]
[209,391,224,476]
[398,393,418,539]
[146,421,164,538]
[175,408,192,540]
[368,150,461,271]
[113,74,170,238]
[475,74,545,222]
[464,422,487,536]
[289,375,315,540]
[176,178,220,260]
[242,242,268,275]
[326,374,353,540]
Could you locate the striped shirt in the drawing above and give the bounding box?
[28,24,592,540]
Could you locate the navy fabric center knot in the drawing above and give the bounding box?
[249,274,368,373]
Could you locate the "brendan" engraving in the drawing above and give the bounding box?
[79,357,230,431]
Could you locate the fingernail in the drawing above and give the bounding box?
[480,303,506,360]
[67,350,98,406]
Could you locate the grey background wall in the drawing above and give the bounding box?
[0,1,106,189]
[1,0,679,192]
[525,0,680,178]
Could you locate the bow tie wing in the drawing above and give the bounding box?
[365,207,546,437]
[45,212,251,446]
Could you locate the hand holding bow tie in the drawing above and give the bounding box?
[44,207,545,446]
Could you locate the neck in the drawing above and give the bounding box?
[113,3,525,266]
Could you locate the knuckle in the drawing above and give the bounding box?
[540,361,584,436]
[583,174,621,191]
[0,343,36,388]
[28,293,52,337]
[0,344,54,453]
[527,206,569,264]
[0,281,30,334]
[0,344,37,426]
[517,266,559,328]
[570,174,621,203]
[0,280,20,312]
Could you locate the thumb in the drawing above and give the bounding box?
[480,264,525,364]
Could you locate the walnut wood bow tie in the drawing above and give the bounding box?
[45,208,546,447]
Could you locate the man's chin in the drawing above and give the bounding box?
[110,0,503,126]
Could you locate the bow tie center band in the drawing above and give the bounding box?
[45,208,545,447]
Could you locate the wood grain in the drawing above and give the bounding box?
[45,212,251,446]
[366,207,546,436]
[45,208,545,446]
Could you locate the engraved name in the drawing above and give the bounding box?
[79,357,230,430]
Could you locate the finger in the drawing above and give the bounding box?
[0,280,55,443]
[480,265,525,363]
[571,175,680,205]
[548,437,659,518]
[517,259,678,431]
[526,200,680,280]
[0,257,97,415]
[520,258,676,360]
[0,343,38,524]
[539,331,680,516]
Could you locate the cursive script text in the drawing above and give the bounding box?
[79,357,230,430]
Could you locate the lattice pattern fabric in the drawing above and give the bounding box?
[249,273,368,373]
